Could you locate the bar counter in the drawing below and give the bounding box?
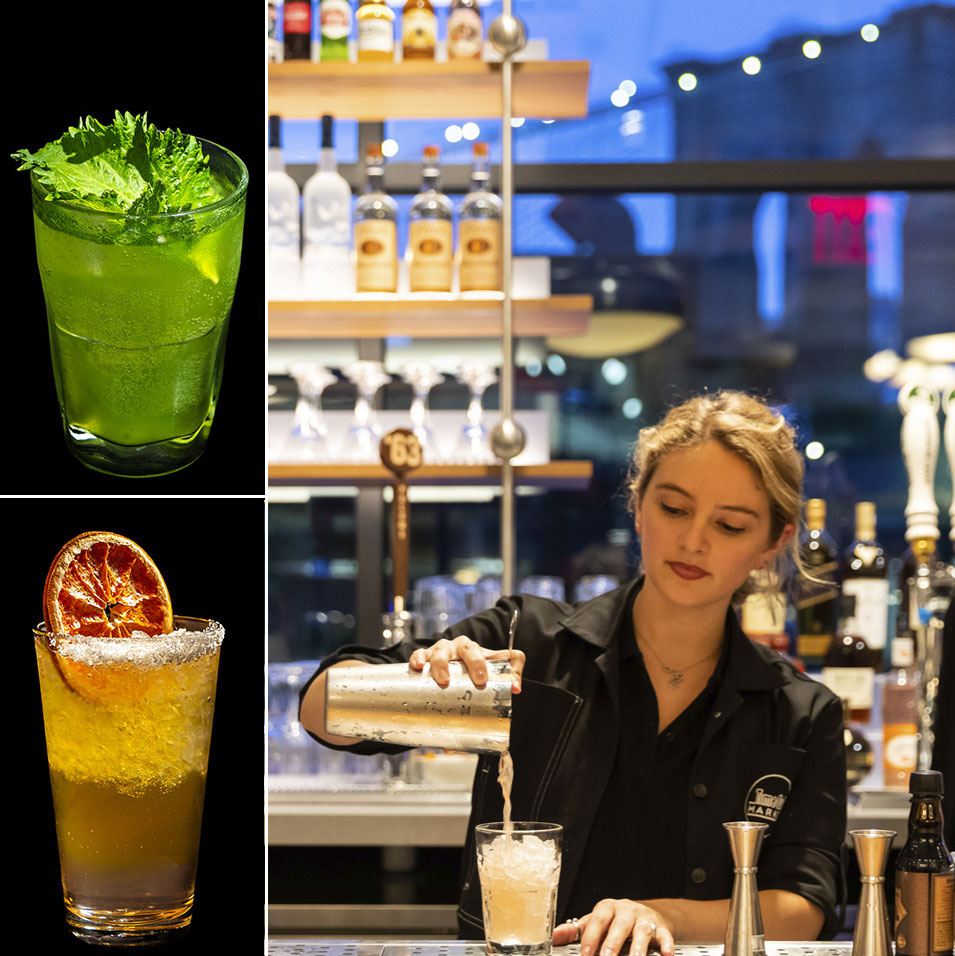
[267,941,855,956]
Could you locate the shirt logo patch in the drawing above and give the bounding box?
[744,773,791,824]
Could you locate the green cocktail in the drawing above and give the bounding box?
[16,114,247,477]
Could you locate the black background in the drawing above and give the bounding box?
[19,499,265,953]
[3,8,265,494]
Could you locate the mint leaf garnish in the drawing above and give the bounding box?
[12,111,222,215]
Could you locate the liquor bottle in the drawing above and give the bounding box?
[302,115,352,299]
[796,498,840,668]
[319,0,351,61]
[447,0,483,59]
[894,770,954,956]
[268,0,282,62]
[283,0,313,60]
[408,145,453,293]
[356,0,394,61]
[740,581,790,656]
[458,142,502,292]
[882,635,918,789]
[267,115,302,299]
[842,501,889,668]
[402,0,436,60]
[354,144,398,293]
[821,594,880,724]
[843,698,874,787]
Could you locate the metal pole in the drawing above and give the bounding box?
[488,3,527,596]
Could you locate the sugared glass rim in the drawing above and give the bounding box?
[34,614,224,644]
[28,137,249,221]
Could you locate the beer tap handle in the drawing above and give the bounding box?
[898,382,940,544]
[380,428,423,615]
[943,385,955,544]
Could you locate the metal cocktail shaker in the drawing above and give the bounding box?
[324,659,512,753]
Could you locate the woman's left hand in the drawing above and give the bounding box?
[555,899,675,956]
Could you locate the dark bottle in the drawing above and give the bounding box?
[796,498,840,668]
[841,501,889,669]
[822,594,881,724]
[895,770,954,956]
[284,0,313,60]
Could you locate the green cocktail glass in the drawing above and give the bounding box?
[29,139,247,477]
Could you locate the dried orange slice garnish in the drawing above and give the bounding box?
[42,532,173,699]
[44,531,173,638]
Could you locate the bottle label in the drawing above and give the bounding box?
[355,220,398,292]
[284,0,312,35]
[796,633,832,659]
[448,9,483,58]
[896,871,955,955]
[358,16,394,53]
[821,666,874,709]
[459,219,502,291]
[403,9,437,50]
[842,577,889,651]
[409,220,452,291]
[320,0,351,39]
[882,723,917,783]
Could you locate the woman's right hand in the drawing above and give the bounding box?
[409,635,524,694]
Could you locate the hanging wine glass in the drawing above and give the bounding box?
[284,363,338,461]
[400,361,446,463]
[454,360,498,464]
[342,360,392,463]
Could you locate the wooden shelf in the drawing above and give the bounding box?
[268,60,590,119]
[268,460,593,489]
[268,294,591,339]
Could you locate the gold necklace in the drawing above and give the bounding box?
[634,626,722,689]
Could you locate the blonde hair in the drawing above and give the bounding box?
[626,391,804,603]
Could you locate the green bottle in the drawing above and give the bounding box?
[320,0,351,61]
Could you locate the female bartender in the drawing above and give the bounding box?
[300,391,847,956]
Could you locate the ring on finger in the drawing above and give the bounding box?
[568,917,581,943]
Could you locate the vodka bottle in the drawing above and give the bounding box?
[302,115,352,298]
[458,141,502,292]
[354,143,398,293]
[267,115,302,299]
[408,145,453,293]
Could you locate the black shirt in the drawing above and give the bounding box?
[567,607,728,915]
[306,578,847,939]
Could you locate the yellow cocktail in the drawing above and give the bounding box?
[33,615,223,946]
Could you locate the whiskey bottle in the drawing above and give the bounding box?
[319,0,352,61]
[882,636,918,789]
[448,0,483,59]
[796,498,840,668]
[458,142,502,292]
[402,0,436,60]
[408,145,453,293]
[302,115,352,298]
[841,501,889,668]
[356,0,395,61]
[354,144,398,293]
[895,770,954,956]
[821,594,880,724]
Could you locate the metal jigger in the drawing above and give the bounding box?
[849,829,896,956]
[723,821,768,956]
